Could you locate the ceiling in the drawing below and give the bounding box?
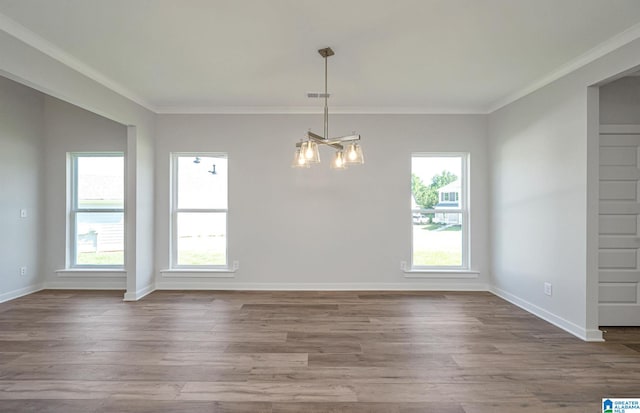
[1,0,640,113]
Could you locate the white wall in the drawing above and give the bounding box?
[155,114,489,289]
[42,96,127,289]
[600,76,640,124]
[488,38,640,341]
[0,76,44,301]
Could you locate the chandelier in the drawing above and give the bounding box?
[292,47,364,169]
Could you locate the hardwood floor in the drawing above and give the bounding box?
[0,290,639,412]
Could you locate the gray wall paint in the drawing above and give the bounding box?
[0,76,44,300]
[42,96,127,288]
[155,114,489,288]
[3,85,490,295]
[0,29,156,299]
[489,81,588,329]
[600,76,640,124]
[0,75,141,296]
[489,37,640,340]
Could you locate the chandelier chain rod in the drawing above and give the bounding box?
[324,54,328,140]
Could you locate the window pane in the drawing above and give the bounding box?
[77,156,124,209]
[411,156,461,211]
[177,156,227,209]
[177,212,226,266]
[412,213,462,267]
[75,212,124,265]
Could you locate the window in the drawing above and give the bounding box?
[171,153,228,268]
[411,153,468,269]
[70,153,124,267]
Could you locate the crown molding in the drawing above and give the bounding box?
[154,105,487,115]
[0,12,156,112]
[487,21,640,113]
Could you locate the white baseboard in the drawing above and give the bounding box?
[583,328,606,341]
[0,283,44,303]
[155,281,490,291]
[490,286,604,342]
[123,283,155,301]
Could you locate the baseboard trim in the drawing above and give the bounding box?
[123,284,155,301]
[0,283,44,303]
[490,287,604,342]
[584,328,606,342]
[155,282,490,291]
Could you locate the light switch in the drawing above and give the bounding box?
[20,209,27,218]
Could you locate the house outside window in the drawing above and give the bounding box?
[411,153,469,269]
[434,181,462,225]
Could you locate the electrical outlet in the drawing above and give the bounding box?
[20,266,27,276]
[544,282,552,296]
[400,261,407,271]
[232,260,240,271]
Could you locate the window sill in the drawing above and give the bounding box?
[160,268,237,278]
[403,269,479,279]
[56,269,126,278]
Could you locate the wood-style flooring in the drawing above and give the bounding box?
[0,290,639,412]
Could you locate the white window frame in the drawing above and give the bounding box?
[69,152,125,269]
[411,152,470,270]
[171,152,228,269]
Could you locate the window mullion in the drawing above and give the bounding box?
[175,208,228,214]
[76,208,124,213]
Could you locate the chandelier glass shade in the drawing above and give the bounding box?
[331,150,347,169]
[344,142,364,164]
[291,148,310,168]
[300,141,320,163]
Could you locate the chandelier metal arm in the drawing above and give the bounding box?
[327,134,361,143]
[295,140,342,150]
[297,131,362,150]
[307,131,343,150]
